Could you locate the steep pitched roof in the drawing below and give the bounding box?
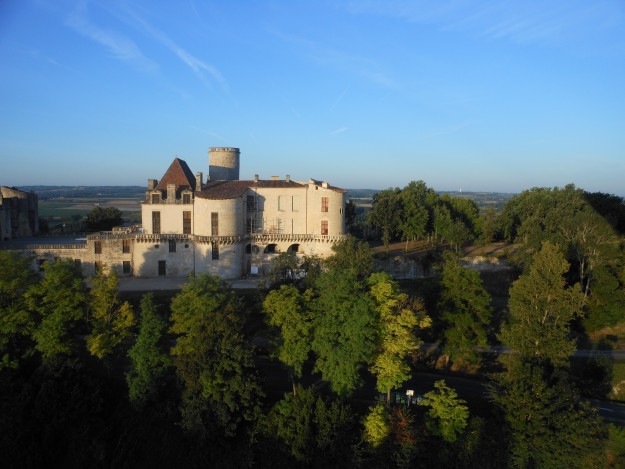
[155,158,196,192]
[196,180,306,200]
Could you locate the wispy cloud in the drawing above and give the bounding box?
[330,127,348,135]
[330,85,351,112]
[347,0,624,47]
[123,7,228,92]
[65,1,156,72]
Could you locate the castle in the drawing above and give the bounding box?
[6,147,347,279]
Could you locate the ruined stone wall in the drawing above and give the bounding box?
[0,187,38,240]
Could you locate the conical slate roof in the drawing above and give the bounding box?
[155,158,196,192]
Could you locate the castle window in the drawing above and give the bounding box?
[94,261,103,274]
[152,211,161,234]
[183,193,191,204]
[158,260,166,276]
[321,197,328,212]
[169,239,176,253]
[151,193,160,204]
[183,211,191,234]
[211,212,219,236]
[278,195,289,211]
[247,195,256,211]
[212,242,219,260]
[94,241,102,254]
[122,261,131,274]
[321,220,328,236]
[122,239,130,253]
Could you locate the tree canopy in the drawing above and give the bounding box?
[499,242,583,367]
[311,269,378,396]
[438,254,493,365]
[85,206,123,232]
[170,274,262,435]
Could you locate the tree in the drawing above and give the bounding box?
[263,285,314,391]
[85,206,123,232]
[170,274,262,435]
[324,236,374,279]
[25,259,87,360]
[126,293,171,406]
[490,358,605,468]
[399,181,431,250]
[87,269,135,359]
[0,251,37,369]
[368,272,430,403]
[423,380,469,443]
[266,252,300,287]
[345,199,358,234]
[311,269,377,396]
[439,254,492,365]
[262,386,354,464]
[363,404,391,448]
[369,188,402,250]
[499,242,583,367]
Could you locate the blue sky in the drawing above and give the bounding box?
[1,0,624,195]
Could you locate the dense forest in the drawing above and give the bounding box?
[2,182,625,467]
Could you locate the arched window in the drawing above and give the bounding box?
[264,243,278,253]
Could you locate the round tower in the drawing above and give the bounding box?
[209,147,240,181]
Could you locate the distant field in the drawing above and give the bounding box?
[39,197,142,229]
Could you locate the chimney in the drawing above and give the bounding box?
[271,176,279,181]
[195,172,203,192]
[254,174,259,182]
[148,179,157,190]
[285,175,290,182]
[167,183,176,201]
[322,181,328,188]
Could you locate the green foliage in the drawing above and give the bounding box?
[439,254,492,365]
[345,199,358,233]
[85,206,123,232]
[263,285,314,379]
[25,259,87,360]
[607,424,625,468]
[263,386,354,464]
[170,274,262,436]
[584,260,625,331]
[311,270,378,396]
[126,293,171,406]
[264,386,316,462]
[499,242,583,367]
[87,269,135,359]
[369,188,402,249]
[368,272,430,400]
[423,380,469,443]
[266,252,323,289]
[325,236,374,279]
[266,252,299,287]
[0,251,37,369]
[0,356,107,468]
[363,404,391,448]
[490,358,605,468]
[367,181,481,250]
[399,180,432,248]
